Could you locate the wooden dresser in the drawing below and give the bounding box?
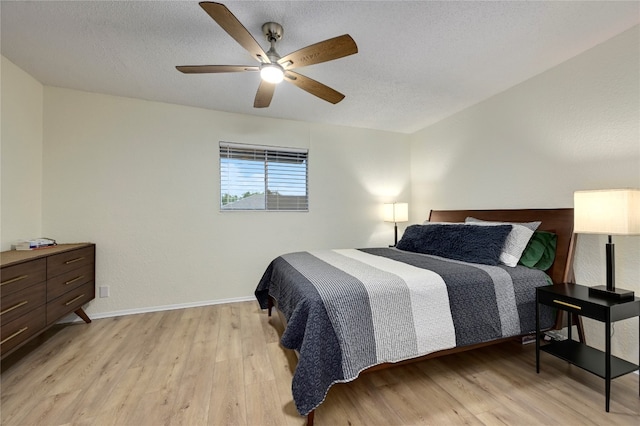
[1,243,95,359]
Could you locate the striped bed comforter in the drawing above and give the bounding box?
[254,247,554,416]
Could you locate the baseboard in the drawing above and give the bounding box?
[59,295,256,323]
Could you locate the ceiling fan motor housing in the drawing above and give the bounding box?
[262,22,283,42]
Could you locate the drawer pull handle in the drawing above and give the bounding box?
[1,327,28,345]
[0,301,28,316]
[1,275,29,286]
[65,275,84,285]
[553,299,582,310]
[65,257,85,265]
[65,294,85,306]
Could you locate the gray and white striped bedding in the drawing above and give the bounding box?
[255,247,555,416]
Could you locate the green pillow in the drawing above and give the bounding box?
[518,231,557,271]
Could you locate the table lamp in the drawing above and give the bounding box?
[574,189,639,301]
[383,202,408,246]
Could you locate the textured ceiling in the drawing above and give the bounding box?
[1,1,638,134]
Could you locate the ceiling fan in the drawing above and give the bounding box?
[177,2,358,108]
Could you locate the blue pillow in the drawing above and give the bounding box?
[396,224,512,265]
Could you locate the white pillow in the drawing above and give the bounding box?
[465,217,541,267]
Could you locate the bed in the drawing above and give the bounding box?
[255,208,575,425]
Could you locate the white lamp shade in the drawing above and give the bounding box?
[383,202,409,223]
[574,189,640,235]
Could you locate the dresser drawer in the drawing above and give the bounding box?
[1,305,47,355]
[47,282,95,325]
[1,259,46,297]
[1,281,46,326]
[47,246,95,279]
[47,264,94,302]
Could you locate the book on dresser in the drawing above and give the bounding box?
[0,243,95,359]
[11,238,58,251]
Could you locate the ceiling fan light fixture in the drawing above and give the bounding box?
[260,63,284,84]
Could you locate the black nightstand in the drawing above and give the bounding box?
[536,283,639,412]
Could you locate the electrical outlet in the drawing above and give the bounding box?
[99,286,110,298]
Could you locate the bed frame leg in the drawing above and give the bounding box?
[306,410,315,426]
[267,296,273,317]
[555,310,586,343]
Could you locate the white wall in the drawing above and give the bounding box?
[1,56,44,249]
[410,26,640,363]
[40,87,411,316]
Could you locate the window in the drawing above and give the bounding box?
[220,142,308,211]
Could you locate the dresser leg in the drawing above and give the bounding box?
[74,308,92,324]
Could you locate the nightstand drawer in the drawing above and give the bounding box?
[47,282,94,324]
[0,281,46,326]
[47,264,94,302]
[47,246,95,279]
[0,259,46,296]
[536,284,618,322]
[0,305,46,355]
[544,295,607,320]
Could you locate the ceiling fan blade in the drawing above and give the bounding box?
[284,71,345,104]
[176,65,258,74]
[200,2,270,63]
[254,80,276,108]
[278,34,358,70]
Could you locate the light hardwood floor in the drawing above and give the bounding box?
[1,301,638,425]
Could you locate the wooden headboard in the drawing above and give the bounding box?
[428,208,575,285]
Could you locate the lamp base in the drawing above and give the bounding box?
[588,285,635,301]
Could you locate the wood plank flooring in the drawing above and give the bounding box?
[1,301,638,425]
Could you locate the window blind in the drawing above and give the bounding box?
[220,142,308,211]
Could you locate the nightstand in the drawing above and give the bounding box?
[536,283,639,412]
